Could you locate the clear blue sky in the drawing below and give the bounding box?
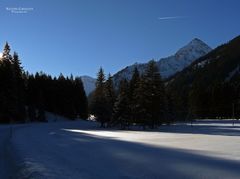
[0,0,239,77]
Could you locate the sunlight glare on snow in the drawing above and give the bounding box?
[62,129,125,139]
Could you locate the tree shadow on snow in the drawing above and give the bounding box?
[53,127,240,179]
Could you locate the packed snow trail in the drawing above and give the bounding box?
[8,120,240,178]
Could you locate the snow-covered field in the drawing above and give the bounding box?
[1,120,240,179]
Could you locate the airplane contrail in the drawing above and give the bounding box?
[158,16,187,20]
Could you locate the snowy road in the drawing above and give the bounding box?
[2,120,240,178]
[0,126,12,179]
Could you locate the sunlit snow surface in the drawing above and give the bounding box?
[2,120,240,179]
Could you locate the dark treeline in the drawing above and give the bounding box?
[0,43,88,123]
[90,62,240,129]
[189,82,240,119]
[168,81,240,121]
[89,36,240,127]
[1,36,239,126]
[89,60,170,129]
[89,35,240,128]
[26,72,88,121]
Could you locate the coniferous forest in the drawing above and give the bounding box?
[1,36,240,128]
[90,36,240,128]
[89,60,167,129]
[0,42,169,128]
[0,43,88,123]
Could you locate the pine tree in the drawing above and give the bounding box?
[0,44,26,123]
[75,77,88,119]
[0,43,15,123]
[105,74,116,124]
[113,79,130,128]
[2,42,12,62]
[26,74,37,121]
[133,76,148,128]
[12,52,26,122]
[140,60,166,128]
[165,92,176,124]
[66,76,77,119]
[90,67,109,127]
[96,67,105,88]
[129,67,141,125]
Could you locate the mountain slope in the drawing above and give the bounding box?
[158,38,212,78]
[80,76,96,95]
[113,38,212,84]
[168,35,240,90]
[166,35,240,118]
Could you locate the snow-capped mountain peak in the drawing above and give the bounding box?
[175,38,212,59]
[158,38,212,78]
[112,38,212,84]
